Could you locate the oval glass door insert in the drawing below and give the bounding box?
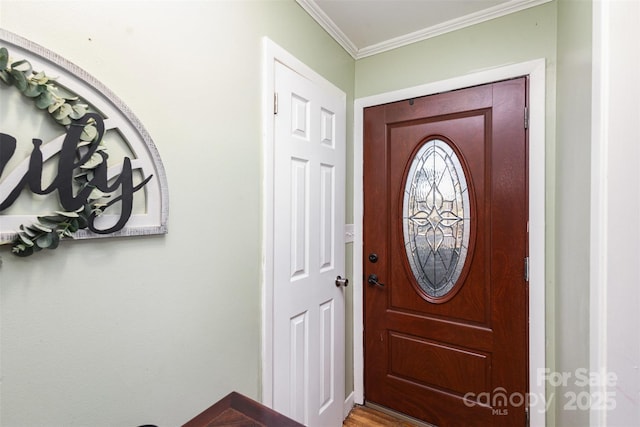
[402,139,471,299]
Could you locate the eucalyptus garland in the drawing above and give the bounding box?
[0,46,109,257]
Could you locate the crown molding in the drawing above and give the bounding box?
[296,0,359,58]
[297,0,553,60]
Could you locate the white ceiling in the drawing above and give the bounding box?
[296,0,552,59]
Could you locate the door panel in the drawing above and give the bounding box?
[273,61,346,427]
[389,114,487,324]
[364,79,528,427]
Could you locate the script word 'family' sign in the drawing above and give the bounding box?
[0,29,168,255]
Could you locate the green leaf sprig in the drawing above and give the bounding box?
[0,47,110,257]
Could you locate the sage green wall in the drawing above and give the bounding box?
[555,0,591,426]
[0,1,354,426]
[0,0,596,425]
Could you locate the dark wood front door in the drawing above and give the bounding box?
[363,78,529,427]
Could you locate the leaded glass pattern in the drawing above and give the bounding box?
[402,139,470,298]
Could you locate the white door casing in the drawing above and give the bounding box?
[262,39,346,427]
[353,59,546,426]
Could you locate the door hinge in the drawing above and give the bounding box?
[526,406,530,427]
[524,257,530,282]
[524,106,529,129]
[274,92,278,115]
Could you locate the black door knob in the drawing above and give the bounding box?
[367,274,385,287]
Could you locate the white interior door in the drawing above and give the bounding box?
[272,60,346,427]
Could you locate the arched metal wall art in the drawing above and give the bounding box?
[0,29,168,256]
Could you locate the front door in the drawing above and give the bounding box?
[272,60,346,427]
[363,78,528,426]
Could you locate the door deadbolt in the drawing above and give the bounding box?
[368,253,379,263]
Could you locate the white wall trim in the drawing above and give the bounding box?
[590,1,609,425]
[356,0,553,59]
[260,37,277,408]
[590,1,640,425]
[296,0,552,59]
[353,59,546,426]
[294,0,358,58]
[344,391,355,419]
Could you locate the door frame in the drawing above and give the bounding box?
[353,59,546,426]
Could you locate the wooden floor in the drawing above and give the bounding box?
[343,405,418,427]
